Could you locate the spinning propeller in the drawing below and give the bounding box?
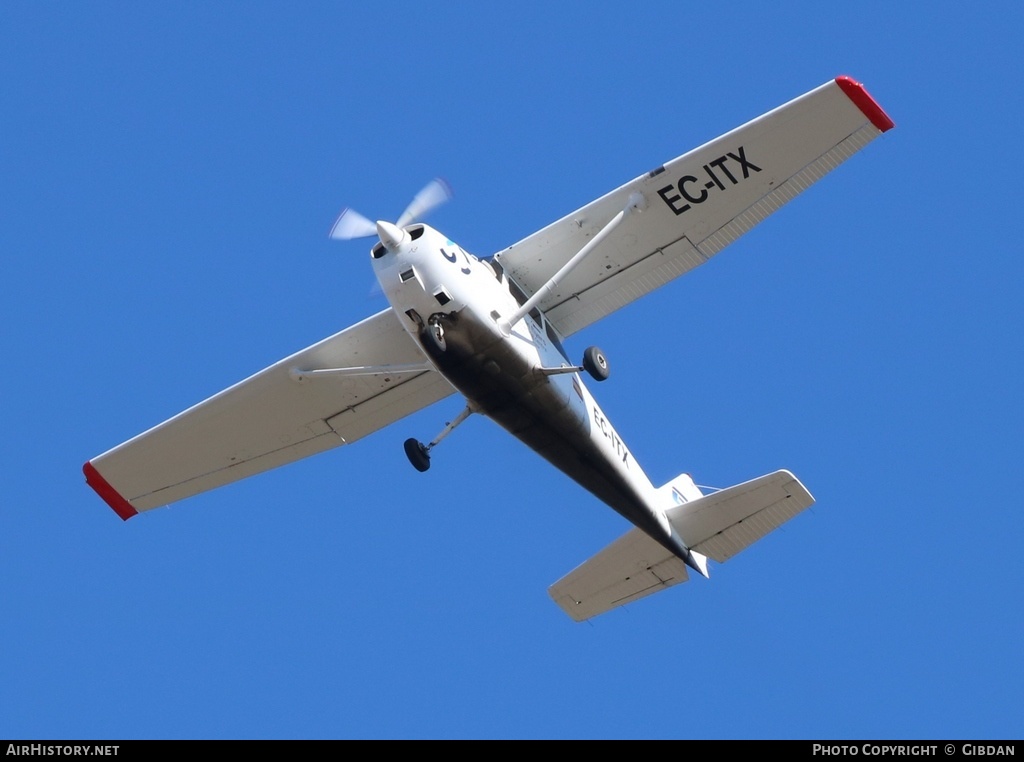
[329,178,453,242]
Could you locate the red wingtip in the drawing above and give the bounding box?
[835,76,895,132]
[83,461,138,521]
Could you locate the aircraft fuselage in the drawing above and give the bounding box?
[371,223,679,555]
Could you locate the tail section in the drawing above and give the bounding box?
[548,528,690,622]
[657,472,710,578]
[548,469,815,621]
[657,471,704,506]
[665,469,815,564]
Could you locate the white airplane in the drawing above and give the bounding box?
[84,76,893,621]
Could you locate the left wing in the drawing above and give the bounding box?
[494,77,894,337]
[85,308,455,518]
[548,470,814,621]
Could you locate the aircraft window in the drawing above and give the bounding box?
[545,319,567,356]
[507,277,529,307]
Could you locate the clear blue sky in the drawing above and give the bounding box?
[3,1,1022,740]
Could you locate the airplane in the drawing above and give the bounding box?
[84,76,894,621]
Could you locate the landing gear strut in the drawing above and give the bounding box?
[404,404,475,472]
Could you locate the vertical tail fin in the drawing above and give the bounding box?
[657,472,704,508]
[657,472,709,577]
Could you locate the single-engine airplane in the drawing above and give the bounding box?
[84,76,893,620]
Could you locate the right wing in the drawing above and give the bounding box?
[494,76,894,338]
[85,308,455,518]
[548,470,814,621]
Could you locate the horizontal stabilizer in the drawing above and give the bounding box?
[549,469,814,621]
[668,470,815,563]
[549,529,689,622]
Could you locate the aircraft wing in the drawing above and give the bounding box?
[548,470,814,621]
[84,308,455,518]
[494,76,894,338]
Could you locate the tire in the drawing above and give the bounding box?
[404,438,431,472]
[582,346,610,382]
[424,321,446,353]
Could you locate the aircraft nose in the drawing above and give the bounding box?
[376,220,407,251]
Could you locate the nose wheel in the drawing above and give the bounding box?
[423,319,446,354]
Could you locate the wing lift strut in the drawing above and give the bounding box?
[496,191,646,336]
[288,362,433,382]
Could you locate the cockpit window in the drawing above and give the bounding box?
[506,276,529,307]
[544,317,568,357]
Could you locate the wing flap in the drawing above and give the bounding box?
[87,308,455,515]
[494,77,893,337]
[548,528,689,622]
[667,470,815,563]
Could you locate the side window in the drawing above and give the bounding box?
[505,275,529,308]
[544,317,568,357]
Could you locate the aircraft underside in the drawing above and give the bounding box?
[419,308,671,549]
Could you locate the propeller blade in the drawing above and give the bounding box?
[329,208,378,240]
[396,178,452,228]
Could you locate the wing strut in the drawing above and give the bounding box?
[288,362,433,381]
[497,192,646,335]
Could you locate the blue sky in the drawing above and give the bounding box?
[3,1,1022,740]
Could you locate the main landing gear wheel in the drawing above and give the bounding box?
[424,320,446,353]
[404,405,473,474]
[404,438,431,472]
[583,346,610,382]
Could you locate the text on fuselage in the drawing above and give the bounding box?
[593,406,630,468]
[656,146,762,216]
